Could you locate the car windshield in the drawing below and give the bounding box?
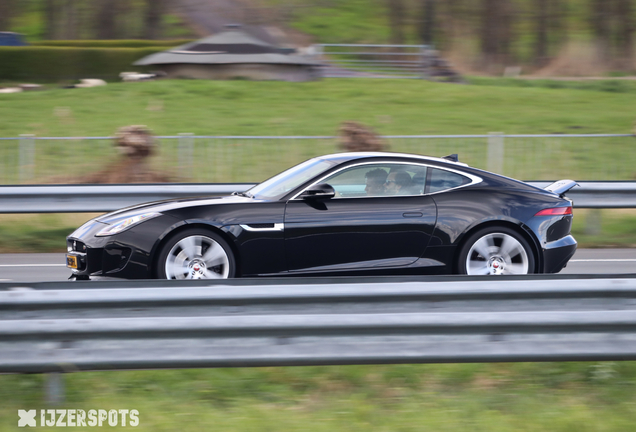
[248,158,337,200]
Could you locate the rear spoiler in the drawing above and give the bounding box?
[544,179,579,198]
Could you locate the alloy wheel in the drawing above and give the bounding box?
[164,234,230,279]
[465,232,530,275]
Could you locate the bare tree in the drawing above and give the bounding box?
[0,0,15,30]
[590,0,612,62]
[418,0,436,45]
[616,0,634,69]
[388,0,405,45]
[144,0,165,40]
[550,0,568,46]
[480,0,513,66]
[535,0,549,65]
[44,0,58,39]
[96,0,118,39]
[534,0,569,67]
[437,0,466,51]
[63,0,77,39]
[480,0,497,63]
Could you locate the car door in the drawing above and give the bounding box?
[283,162,437,273]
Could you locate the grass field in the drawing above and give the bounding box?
[2,78,636,138]
[2,362,636,431]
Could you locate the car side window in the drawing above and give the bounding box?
[428,168,470,193]
[320,163,427,198]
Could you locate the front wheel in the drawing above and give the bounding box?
[156,228,236,279]
[457,227,535,275]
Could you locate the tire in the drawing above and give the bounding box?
[156,228,236,279]
[457,226,535,275]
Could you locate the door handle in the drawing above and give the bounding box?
[403,212,423,218]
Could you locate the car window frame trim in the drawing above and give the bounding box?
[288,160,482,201]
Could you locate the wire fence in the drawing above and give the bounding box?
[316,44,430,79]
[0,134,634,184]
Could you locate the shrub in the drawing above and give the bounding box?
[33,39,193,48]
[0,46,162,81]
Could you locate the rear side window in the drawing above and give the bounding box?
[428,168,470,193]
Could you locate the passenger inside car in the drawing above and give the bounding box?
[385,171,413,195]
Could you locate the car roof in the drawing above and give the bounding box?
[316,152,470,167]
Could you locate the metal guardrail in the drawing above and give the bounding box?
[1,276,636,373]
[530,182,636,208]
[0,181,634,213]
[0,183,255,213]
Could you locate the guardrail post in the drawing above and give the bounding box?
[45,373,64,405]
[178,133,194,176]
[585,209,602,235]
[487,132,505,174]
[19,134,35,183]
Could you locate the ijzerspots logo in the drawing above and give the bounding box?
[18,409,139,427]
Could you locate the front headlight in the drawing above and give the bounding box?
[96,212,162,237]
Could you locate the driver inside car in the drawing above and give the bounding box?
[364,168,388,196]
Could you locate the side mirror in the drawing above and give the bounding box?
[301,183,336,200]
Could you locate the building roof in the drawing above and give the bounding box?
[134,30,320,66]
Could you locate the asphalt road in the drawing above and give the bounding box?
[0,249,634,283]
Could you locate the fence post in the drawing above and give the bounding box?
[487,132,505,174]
[19,134,35,183]
[421,45,432,80]
[45,373,64,405]
[313,44,325,78]
[178,133,194,176]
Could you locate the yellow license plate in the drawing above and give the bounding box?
[66,255,78,269]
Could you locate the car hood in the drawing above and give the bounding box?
[97,195,255,223]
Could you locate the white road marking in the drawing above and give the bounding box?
[0,264,65,267]
[570,259,636,262]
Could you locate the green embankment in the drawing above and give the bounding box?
[1,78,635,137]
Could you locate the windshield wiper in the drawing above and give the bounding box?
[231,191,252,198]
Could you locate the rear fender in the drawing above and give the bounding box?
[454,220,542,273]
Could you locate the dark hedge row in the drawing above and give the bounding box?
[33,39,193,48]
[0,46,163,81]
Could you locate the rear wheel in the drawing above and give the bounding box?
[156,229,236,279]
[458,227,535,275]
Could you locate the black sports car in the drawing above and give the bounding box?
[66,152,577,279]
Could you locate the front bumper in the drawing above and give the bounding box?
[67,236,135,277]
[66,218,164,279]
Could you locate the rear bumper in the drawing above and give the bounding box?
[542,234,577,273]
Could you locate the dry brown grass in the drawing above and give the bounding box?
[443,40,636,77]
[534,41,624,77]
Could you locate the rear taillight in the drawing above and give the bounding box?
[534,206,573,216]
